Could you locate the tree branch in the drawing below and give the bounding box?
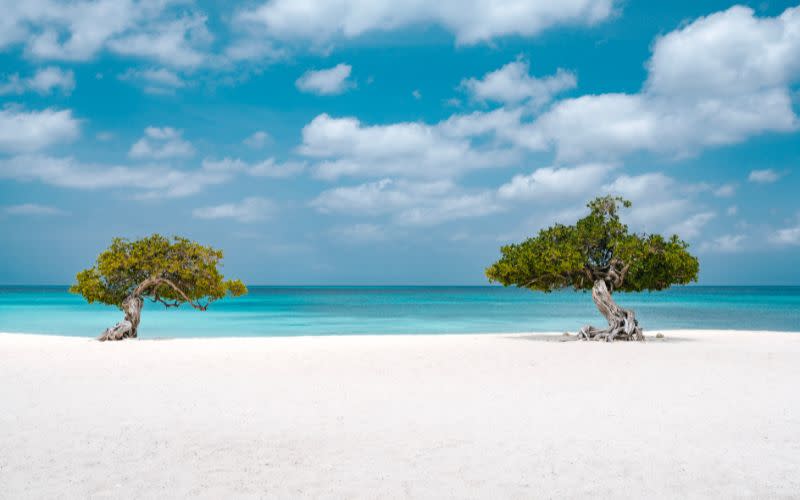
[153,277,209,311]
[134,276,209,311]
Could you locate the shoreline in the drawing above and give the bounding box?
[1,328,798,341]
[2,329,799,498]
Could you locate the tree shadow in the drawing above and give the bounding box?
[504,333,695,343]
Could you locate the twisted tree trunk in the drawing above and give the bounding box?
[577,280,644,342]
[98,294,143,341]
[97,277,160,341]
[97,276,204,341]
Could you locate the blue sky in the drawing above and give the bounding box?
[1,0,799,285]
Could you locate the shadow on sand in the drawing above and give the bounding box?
[504,333,695,343]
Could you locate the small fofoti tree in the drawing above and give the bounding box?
[486,196,699,341]
[70,235,247,341]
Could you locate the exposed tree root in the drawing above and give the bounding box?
[98,320,134,341]
[577,280,644,342]
[98,294,143,341]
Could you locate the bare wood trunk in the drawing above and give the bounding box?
[577,280,644,342]
[96,276,201,341]
[98,294,143,341]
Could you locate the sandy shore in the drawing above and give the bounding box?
[1,330,799,499]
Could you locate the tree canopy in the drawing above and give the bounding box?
[70,234,247,310]
[485,196,699,293]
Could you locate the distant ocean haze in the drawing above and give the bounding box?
[0,286,798,338]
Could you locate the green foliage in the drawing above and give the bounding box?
[486,196,699,293]
[70,234,247,309]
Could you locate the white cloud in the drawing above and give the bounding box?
[129,126,194,159]
[1,0,189,62]
[748,169,781,183]
[603,172,674,200]
[0,107,80,153]
[299,113,518,180]
[523,6,800,161]
[412,89,422,100]
[666,211,716,239]
[437,107,528,143]
[598,172,716,240]
[714,183,736,197]
[243,131,270,149]
[771,221,800,246]
[460,59,576,107]
[312,178,501,226]
[296,64,354,95]
[0,2,285,69]
[202,157,305,178]
[498,163,613,201]
[397,191,501,226]
[0,154,301,200]
[236,0,615,45]
[312,179,447,215]
[119,68,185,94]
[700,234,746,253]
[3,203,66,216]
[192,197,275,222]
[222,38,285,64]
[726,205,738,216]
[644,6,800,98]
[0,155,232,199]
[108,14,211,68]
[0,67,75,95]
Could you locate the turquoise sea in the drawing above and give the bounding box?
[1,286,798,338]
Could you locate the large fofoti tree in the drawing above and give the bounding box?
[70,235,247,341]
[486,196,699,341]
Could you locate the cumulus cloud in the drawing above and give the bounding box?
[771,224,800,245]
[299,113,519,179]
[0,155,230,199]
[243,130,270,149]
[297,5,800,186]
[595,172,716,240]
[0,67,75,95]
[523,6,800,161]
[1,151,305,200]
[119,68,185,94]
[460,59,576,107]
[107,14,212,68]
[498,163,613,201]
[222,38,285,64]
[3,203,67,216]
[235,0,615,45]
[748,169,782,183]
[0,1,281,70]
[602,172,674,201]
[700,234,746,253]
[666,211,716,239]
[192,197,275,222]
[202,157,305,178]
[1,0,189,62]
[129,126,194,159]
[714,183,736,197]
[0,107,80,153]
[296,64,354,95]
[312,178,501,226]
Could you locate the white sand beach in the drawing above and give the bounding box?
[1,330,799,499]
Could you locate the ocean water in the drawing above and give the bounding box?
[0,286,798,338]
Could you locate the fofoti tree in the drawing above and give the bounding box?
[486,196,699,341]
[70,235,247,341]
